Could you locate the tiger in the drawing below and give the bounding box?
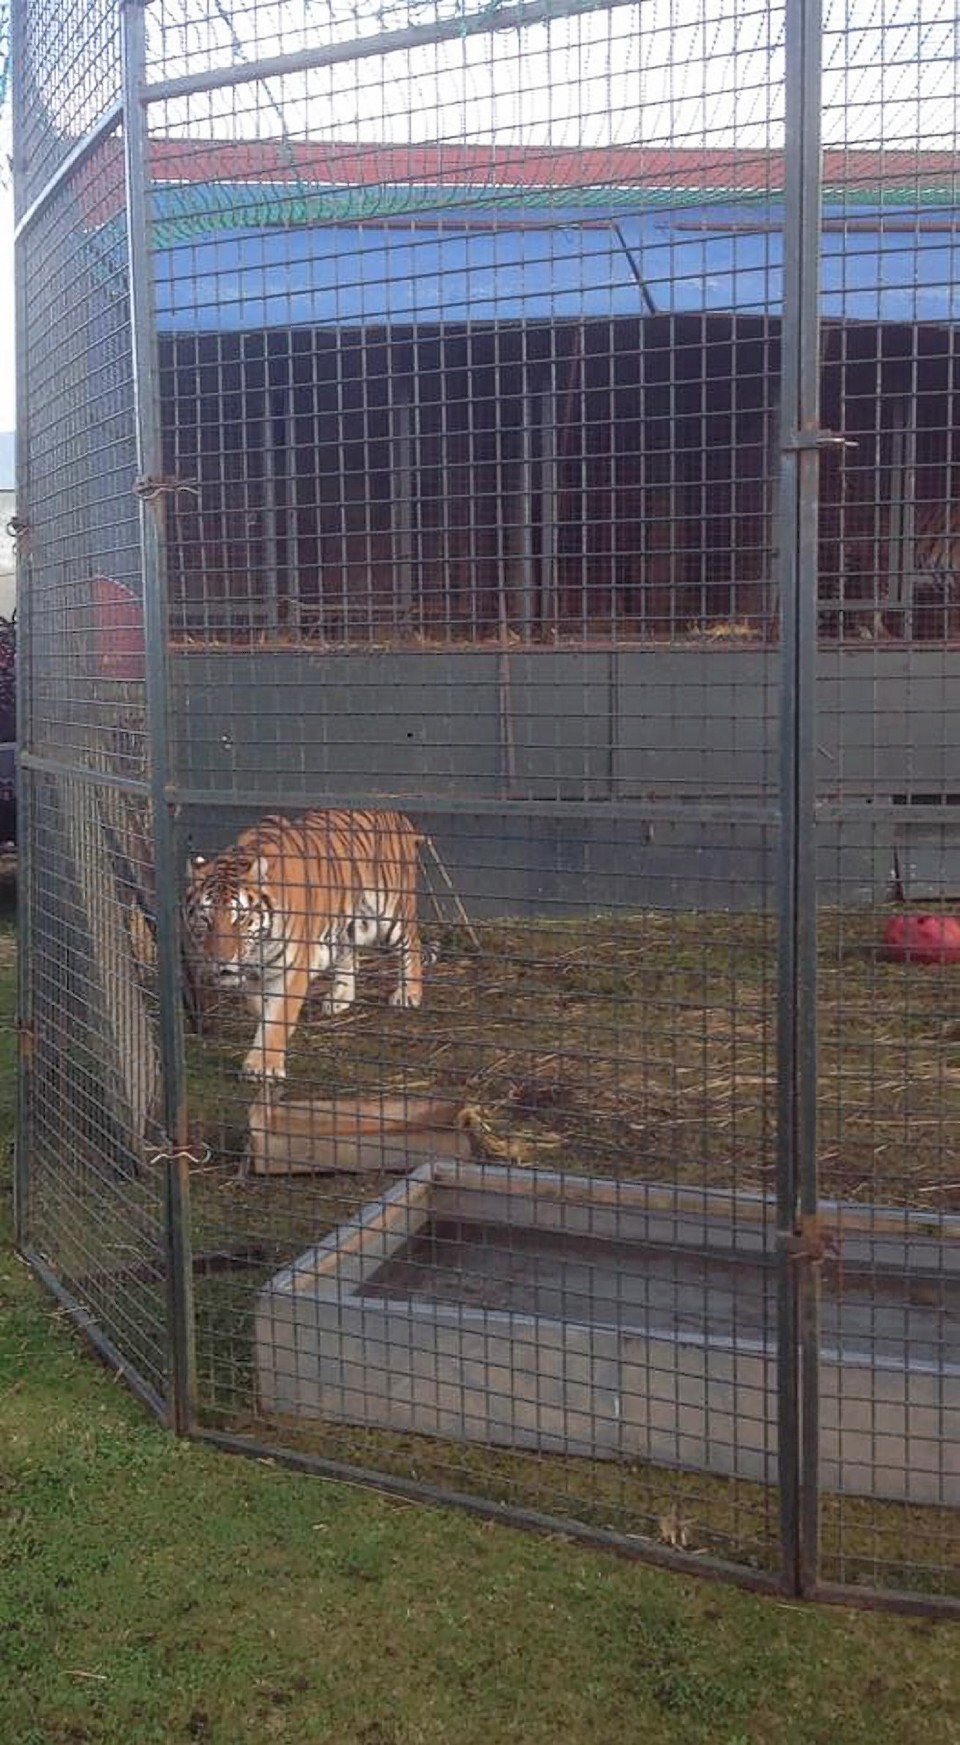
[911,497,960,639]
[182,808,424,1083]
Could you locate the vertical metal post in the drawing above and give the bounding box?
[466,346,480,636]
[280,376,301,638]
[12,225,34,1252]
[539,364,559,639]
[666,317,679,639]
[777,0,823,1597]
[765,386,781,633]
[888,399,916,639]
[439,336,453,639]
[520,370,537,641]
[261,383,281,638]
[391,367,414,630]
[122,0,196,1435]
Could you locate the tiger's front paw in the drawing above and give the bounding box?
[388,987,422,1010]
[241,1051,286,1084]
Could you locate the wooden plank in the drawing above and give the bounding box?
[247,1091,470,1177]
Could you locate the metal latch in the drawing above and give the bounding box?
[781,429,858,453]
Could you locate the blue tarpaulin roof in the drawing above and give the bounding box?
[154,221,650,329]
[150,198,960,332]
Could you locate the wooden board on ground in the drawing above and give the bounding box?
[247,1091,472,1177]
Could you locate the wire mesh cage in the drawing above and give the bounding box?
[13,0,960,1608]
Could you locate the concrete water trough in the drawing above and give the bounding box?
[254,1160,960,1505]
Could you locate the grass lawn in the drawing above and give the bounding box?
[3,912,960,1743]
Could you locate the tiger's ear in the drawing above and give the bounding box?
[187,854,206,881]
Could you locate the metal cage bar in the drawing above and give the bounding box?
[13,0,960,1615]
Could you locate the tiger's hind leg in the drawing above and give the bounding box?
[388,925,423,1010]
[319,938,358,1015]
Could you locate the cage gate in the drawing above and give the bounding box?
[12,0,960,1609]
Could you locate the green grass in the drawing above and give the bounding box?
[5,908,960,1742]
[173,902,960,1594]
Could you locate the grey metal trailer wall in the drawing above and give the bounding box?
[170,644,960,913]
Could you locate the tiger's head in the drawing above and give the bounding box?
[183,851,282,988]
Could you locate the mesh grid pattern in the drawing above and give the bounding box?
[13,0,960,1607]
[17,131,166,1413]
[13,0,122,215]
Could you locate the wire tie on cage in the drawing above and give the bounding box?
[777,1213,841,1269]
[146,1141,212,1170]
[133,475,201,502]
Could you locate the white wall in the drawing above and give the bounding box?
[0,489,15,619]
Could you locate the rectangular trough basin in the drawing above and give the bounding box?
[254,1160,960,1506]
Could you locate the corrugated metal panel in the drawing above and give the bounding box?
[895,837,960,901]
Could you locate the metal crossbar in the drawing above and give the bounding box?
[12,0,960,1612]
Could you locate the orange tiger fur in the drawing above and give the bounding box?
[183,808,423,1082]
[912,497,960,637]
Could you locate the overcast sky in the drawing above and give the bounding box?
[0,0,955,436]
[0,152,11,431]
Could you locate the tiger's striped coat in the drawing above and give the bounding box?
[912,497,960,637]
[183,808,424,1082]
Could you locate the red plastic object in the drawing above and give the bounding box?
[92,575,146,680]
[883,912,960,965]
